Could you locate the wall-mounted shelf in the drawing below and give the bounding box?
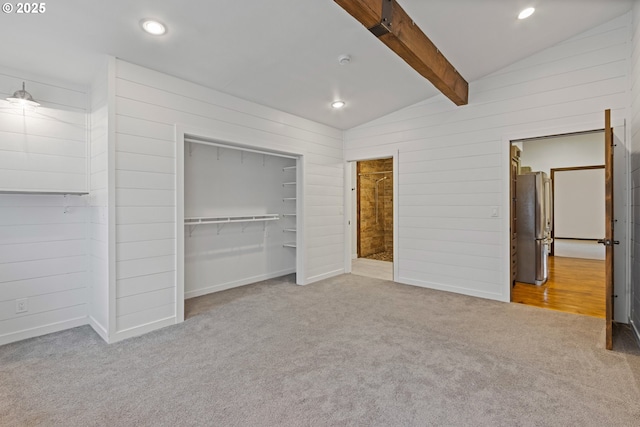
[0,190,89,195]
[185,214,279,236]
[282,164,297,251]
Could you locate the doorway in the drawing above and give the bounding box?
[510,131,606,318]
[348,157,395,281]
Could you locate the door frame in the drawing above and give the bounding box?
[344,151,399,282]
[502,119,629,318]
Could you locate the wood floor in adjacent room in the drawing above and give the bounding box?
[511,256,605,318]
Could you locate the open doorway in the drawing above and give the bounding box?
[510,131,606,318]
[350,158,394,280]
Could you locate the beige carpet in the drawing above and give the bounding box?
[1,273,639,426]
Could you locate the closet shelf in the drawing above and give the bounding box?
[282,213,297,217]
[283,228,297,232]
[282,198,296,201]
[283,166,297,171]
[0,189,88,195]
[185,214,280,226]
[283,243,297,248]
[282,182,296,186]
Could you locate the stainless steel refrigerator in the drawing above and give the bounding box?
[516,172,552,285]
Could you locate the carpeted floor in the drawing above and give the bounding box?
[1,274,639,426]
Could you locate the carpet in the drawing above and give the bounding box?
[1,274,639,426]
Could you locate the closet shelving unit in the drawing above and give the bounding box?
[282,165,297,248]
[185,214,279,235]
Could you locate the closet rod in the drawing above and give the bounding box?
[184,137,297,160]
[358,171,392,176]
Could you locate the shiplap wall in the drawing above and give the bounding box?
[0,68,89,345]
[112,59,343,340]
[88,62,110,339]
[345,14,631,302]
[630,1,640,339]
[0,67,87,192]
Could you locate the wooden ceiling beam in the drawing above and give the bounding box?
[334,0,469,106]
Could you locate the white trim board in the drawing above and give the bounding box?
[0,316,87,347]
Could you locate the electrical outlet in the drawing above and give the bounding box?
[16,298,28,314]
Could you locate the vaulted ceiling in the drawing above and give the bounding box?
[0,0,632,129]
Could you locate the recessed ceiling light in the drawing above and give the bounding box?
[140,19,166,35]
[518,7,535,20]
[331,100,346,109]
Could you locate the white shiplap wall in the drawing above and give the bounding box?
[88,60,111,340]
[0,68,87,193]
[345,14,631,302]
[112,59,343,340]
[0,68,89,345]
[630,1,640,340]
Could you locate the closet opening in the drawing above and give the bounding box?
[177,134,303,321]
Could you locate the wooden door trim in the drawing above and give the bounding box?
[356,161,361,258]
[605,109,613,350]
[550,165,605,256]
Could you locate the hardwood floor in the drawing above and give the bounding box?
[511,256,605,318]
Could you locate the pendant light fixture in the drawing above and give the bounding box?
[7,82,40,110]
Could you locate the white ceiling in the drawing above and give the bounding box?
[0,0,632,129]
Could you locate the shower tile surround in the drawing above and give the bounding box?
[358,159,393,260]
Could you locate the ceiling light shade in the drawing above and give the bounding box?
[518,7,535,20]
[141,19,166,35]
[331,100,345,109]
[6,82,40,110]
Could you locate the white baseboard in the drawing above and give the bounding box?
[88,316,109,343]
[397,276,507,302]
[631,319,640,347]
[110,316,176,344]
[0,316,87,347]
[305,268,344,285]
[184,268,296,299]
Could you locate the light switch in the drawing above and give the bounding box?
[491,207,499,217]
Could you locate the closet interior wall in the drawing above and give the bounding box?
[183,142,297,299]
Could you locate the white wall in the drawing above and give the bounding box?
[183,145,296,298]
[519,133,606,260]
[630,0,640,338]
[519,132,604,176]
[88,59,111,340]
[0,67,89,345]
[345,13,631,302]
[111,59,344,341]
